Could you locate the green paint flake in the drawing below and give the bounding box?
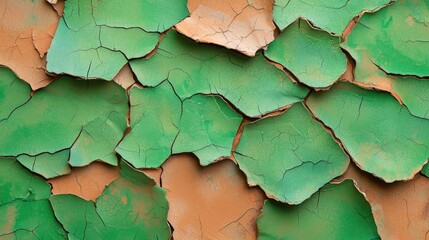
[117,81,242,168]
[273,0,391,35]
[46,0,187,79]
[257,180,379,240]
[306,82,429,182]
[265,20,346,88]
[234,103,349,204]
[130,30,308,118]
[0,77,128,167]
[343,0,429,77]
[0,158,67,239]
[17,150,71,179]
[0,66,31,121]
[50,161,170,240]
[422,164,429,177]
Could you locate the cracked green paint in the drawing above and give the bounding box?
[265,20,346,88]
[307,82,429,182]
[46,0,188,79]
[0,77,127,167]
[422,164,429,177]
[234,103,349,204]
[50,160,170,240]
[343,0,429,77]
[273,0,392,35]
[0,158,67,239]
[257,180,379,240]
[0,66,31,121]
[17,150,71,179]
[117,81,242,168]
[130,30,308,118]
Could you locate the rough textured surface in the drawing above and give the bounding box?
[273,0,392,35]
[17,150,71,179]
[175,0,276,56]
[307,82,429,182]
[162,154,265,240]
[50,161,170,239]
[265,20,347,88]
[257,180,379,239]
[117,81,242,168]
[234,103,349,204]
[130,30,308,118]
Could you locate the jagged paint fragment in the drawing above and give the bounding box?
[234,103,349,204]
[17,150,71,179]
[130,30,308,118]
[117,81,242,168]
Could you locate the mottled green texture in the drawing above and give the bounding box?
[117,81,242,168]
[130,30,308,118]
[342,0,429,119]
[344,0,429,77]
[265,20,346,88]
[50,161,170,240]
[17,150,71,179]
[234,103,349,204]
[0,66,31,121]
[257,180,379,240]
[46,0,179,79]
[0,158,67,239]
[307,82,429,182]
[0,77,128,167]
[273,0,391,35]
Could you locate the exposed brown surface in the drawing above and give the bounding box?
[335,162,429,240]
[49,161,120,201]
[139,168,162,186]
[161,154,265,239]
[0,0,59,90]
[175,0,276,56]
[113,64,136,90]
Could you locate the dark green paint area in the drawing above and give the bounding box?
[0,77,128,167]
[130,30,308,118]
[117,81,242,168]
[307,82,429,182]
[50,160,171,240]
[265,20,346,88]
[0,158,67,239]
[234,103,349,204]
[47,0,188,79]
[273,0,391,35]
[257,180,380,240]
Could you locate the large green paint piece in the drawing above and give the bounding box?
[234,103,349,204]
[47,0,188,80]
[17,150,71,179]
[273,0,391,35]
[130,30,308,118]
[307,82,429,182]
[50,161,171,240]
[0,66,31,121]
[342,0,429,119]
[265,20,346,88]
[344,0,429,77]
[0,158,67,239]
[117,81,242,168]
[0,77,128,167]
[257,180,379,240]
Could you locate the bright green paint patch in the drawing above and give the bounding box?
[47,0,168,80]
[273,0,391,35]
[130,30,308,118]
[307,82,429,182]
[257,180,379,240]
[0,158,67,239]
[344,0,429,77]
[234,103,349,204]
[422,164,429,177]
[50,161,171,240]
[0,77,128,167]
[265,20,346,88]
[17,150,71,179]
[117,81,242,168]
[0,66,31,121]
